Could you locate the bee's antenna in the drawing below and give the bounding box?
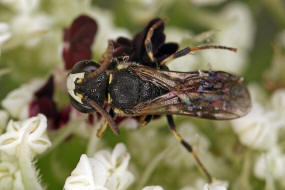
[188,45,237,53]
[161,45,237,65]
[87,40,114,79]
[85,97,120,135]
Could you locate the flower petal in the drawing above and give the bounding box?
[142,186,164,190]
[203,180,228,190]
[63,15,97,70]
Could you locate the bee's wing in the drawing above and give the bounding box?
[130,65,251,120]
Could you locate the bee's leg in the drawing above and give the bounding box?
[160,45,237,65]
[166,115,213,183]
[96,109,115,137]
[87,40,114,79]
[97,121,108,137]
[86,98,120,135]
[138,115,153,126]
[144,19,165,63]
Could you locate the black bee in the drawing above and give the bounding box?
[66,19,251,183]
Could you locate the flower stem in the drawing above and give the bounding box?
[18,136,43,190]
[86,119,104,156]
[136,148,170,190]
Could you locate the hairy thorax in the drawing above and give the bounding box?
[109,68,168,113]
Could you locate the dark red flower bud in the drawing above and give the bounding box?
[63,15,98,70]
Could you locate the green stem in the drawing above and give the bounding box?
[86,119,104,156]
[136,148,170,190]
[18,134,43,190]
[265,154,276,190]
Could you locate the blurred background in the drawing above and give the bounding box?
[0,0,285,189]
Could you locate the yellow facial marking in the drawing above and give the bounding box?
[117,64,127,70]
[109,74,113,84]
[76,78,84,84]
[114,108,123,114]
[107,93,111,103]
[76,92,83,99]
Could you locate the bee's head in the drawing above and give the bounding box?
[66,60,108,113]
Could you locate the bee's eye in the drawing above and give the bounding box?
[70,60,101,75]
[66,60,108,113]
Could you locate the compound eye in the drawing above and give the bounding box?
[70,60,101,75]
[67,60,100,113]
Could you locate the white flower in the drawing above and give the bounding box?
[181,179,228,190]
[201,2,255,74]
[1,79,45,119]
[165,122,210,168]
[64,154,108,190]
[0,0,39,13]
[0,161,24,190]
[142,186,164,190]
[254,146,285,180]
[165,27,199,72]
[271,89,285,125]
[0,114,51,156]
[124,0,163,21]
[64,143,134,190]
[231,102,279,150]
[203,180,228,190]
[10,13,52,47]
[0,23,11,45]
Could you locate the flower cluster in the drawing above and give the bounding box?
[1,0,285,189]
[0,114,51,189]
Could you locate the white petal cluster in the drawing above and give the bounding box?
[0,0,52,48]
[10,13,52,47]
[254,147,285,180]
[270,89,285,125]
[201,2,255,74]
[165,27,199,72]
[0,23,11,46]
[203,180,228,190]
[165,122,210,168]
[181,179,228,190]
[0,114,51,156]
[0,160,24,190]
[231,102,279,150]
[232,84,285,150]
[0,0,39,13]
[142,186,164,190]
[0,114,50,190]
[1,79,45,119]
[64,143,134,190]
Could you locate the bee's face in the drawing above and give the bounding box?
[66,60,108,113]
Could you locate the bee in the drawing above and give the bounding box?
[66,19,251,183]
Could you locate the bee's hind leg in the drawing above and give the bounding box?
[166,115,213,183]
